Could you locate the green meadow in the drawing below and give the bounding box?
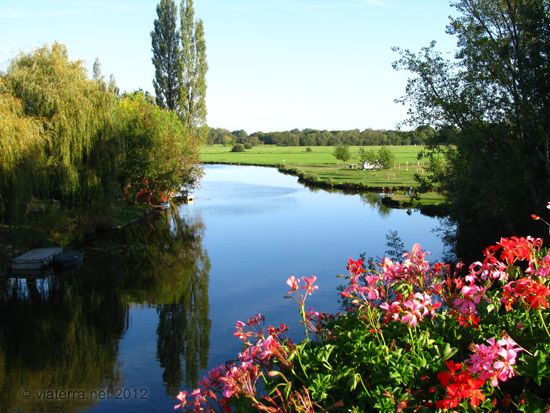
[202,145,421,166]
[200,145,446,207]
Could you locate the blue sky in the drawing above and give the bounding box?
[1,0,458,133]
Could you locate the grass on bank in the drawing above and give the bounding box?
[200,145,446,205]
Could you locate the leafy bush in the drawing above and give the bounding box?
[358,147,394,170]
[231,143,245,152]
[377,146,395,170]
[174,206,550,412]
[244,143,253,149]
[115,91,201,204]
[333,145,351,164]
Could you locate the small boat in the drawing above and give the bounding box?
[172,193,194,203]
[52,250,84,269]
[152,201,170,210]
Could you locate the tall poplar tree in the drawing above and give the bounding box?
[179,0,208,139]
[92,57,102,81]
[151,0,181,111]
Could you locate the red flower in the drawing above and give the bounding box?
[437,371,452,387]
[458,373,486,407]
[346,257,365,278]
[436,362,486,409]
[525,283,550,309]
[435,397,460,410]
[485,236,542,265]
[502,277,550,310]
[453,310,480,329]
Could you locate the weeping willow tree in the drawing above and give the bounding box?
[0,78,45,224]
[2,43,122,216]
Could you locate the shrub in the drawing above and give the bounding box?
[243,143,253,149]
[377,146,395,169]
[175,206,550,412]
[231,143,245,152]
[333,144,351,164]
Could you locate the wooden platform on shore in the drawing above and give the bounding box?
[11,247,63,271]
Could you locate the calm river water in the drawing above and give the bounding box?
[0,164,447,412]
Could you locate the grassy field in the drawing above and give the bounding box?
[201,145,432,189]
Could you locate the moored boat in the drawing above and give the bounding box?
[52,250,84,269]
[152,201,170,210]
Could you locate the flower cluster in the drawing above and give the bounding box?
[436,361,486,409]
[466,337,523,387]
[173,313,296,412]
[379,292,441,327]
[174,206,550,412]
[485,236,543,265]
[502,276,550,310]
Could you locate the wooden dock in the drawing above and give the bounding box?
[11,247,63,271]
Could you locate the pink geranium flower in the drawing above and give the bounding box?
[286,275,299,293]
[401,297,428,327]
[466,337,522,387]
[301,275,318,295]
[174,391,187,410]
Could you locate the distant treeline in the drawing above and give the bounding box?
[207,126,456,147]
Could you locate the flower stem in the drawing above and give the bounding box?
[539,310,550,339]
[366,305,387,351]
[357,374,371,398]
[299,305,310,342]
[295,348,309,380]
[408,326,417,356]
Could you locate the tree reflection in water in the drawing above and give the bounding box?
[0,206,211,411]
[152,207,211,394]
[0,268,125,412]
[360,192,392,216]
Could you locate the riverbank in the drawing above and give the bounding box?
[200,145,448,214]
[0,203,150,275]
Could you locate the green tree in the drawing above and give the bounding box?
[179,0,208,140]
[92,57,103,81]
[333,144,351,164]
[393,0,550,258]
[3,43,121,210]
[358,147,377,163]
[0,78,44,223]
[151,0,181,111]
[232,129,248,142]
[377,147,395,170]
[114,91,201,203]
[231,143,245,152]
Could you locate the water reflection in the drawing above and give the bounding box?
[0,272,125,412]
[154,207,211,394]
[359,192,392,216]
[0,208,211,411]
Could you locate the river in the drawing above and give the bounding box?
[0,164,447,412]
